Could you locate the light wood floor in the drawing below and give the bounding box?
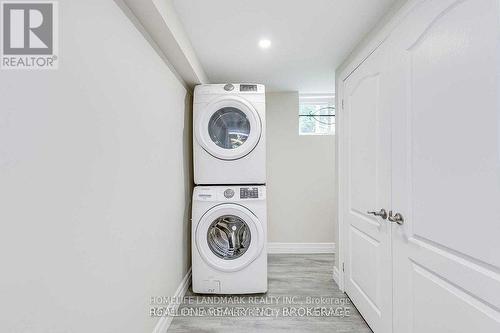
[168,254,372,332]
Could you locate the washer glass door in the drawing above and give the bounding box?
[207,214,251,260]
[196,204,264,272]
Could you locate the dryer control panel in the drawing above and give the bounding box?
[194,83,265,96]
[240,84,258,92]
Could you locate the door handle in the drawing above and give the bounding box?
[367,208,388,220]
[388,211,404,225]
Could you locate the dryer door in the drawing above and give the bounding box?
[196,203,264,272]
[196,96,262,160]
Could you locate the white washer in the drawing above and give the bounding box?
[194,84,266,185]
[192,185,267,294]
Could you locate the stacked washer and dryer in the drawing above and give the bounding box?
[192,83,267,294]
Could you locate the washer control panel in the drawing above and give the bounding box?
[194,186,265,201]
[240,187,259,199]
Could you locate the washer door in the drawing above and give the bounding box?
[196,203,264,272]
[196,96,262,160]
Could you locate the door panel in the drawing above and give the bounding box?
[389,0,500,332]
[350,75,379,221]
[343,43,392,333]
[411,262,499,333]
[349,226,382,314]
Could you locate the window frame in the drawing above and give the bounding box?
[298,93,336,136]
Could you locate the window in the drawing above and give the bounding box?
[299,94,335,135]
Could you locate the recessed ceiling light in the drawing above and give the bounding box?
[259,39,271,49]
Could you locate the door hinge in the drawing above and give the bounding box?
[342,263,345,272]
[341,99,344,110]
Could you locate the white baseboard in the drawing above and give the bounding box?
[333,265,340,287]
[267,242,336,254]
[152,268,192,333]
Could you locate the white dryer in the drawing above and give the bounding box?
[193,84,266,185]
[192,185,267,294]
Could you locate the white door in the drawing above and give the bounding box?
[389,0,500,332]
[342,43,393,333]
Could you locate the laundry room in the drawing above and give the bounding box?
[1,1,499,333]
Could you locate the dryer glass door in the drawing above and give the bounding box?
[208,108,250,150]
[196,97,262,160]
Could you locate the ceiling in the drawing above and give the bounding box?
[171,0,398,92]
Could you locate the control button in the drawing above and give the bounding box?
[224,189,235,198]
[224,84,234,91]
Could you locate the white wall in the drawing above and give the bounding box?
[0,1,192,332]
[266,92,335,244]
